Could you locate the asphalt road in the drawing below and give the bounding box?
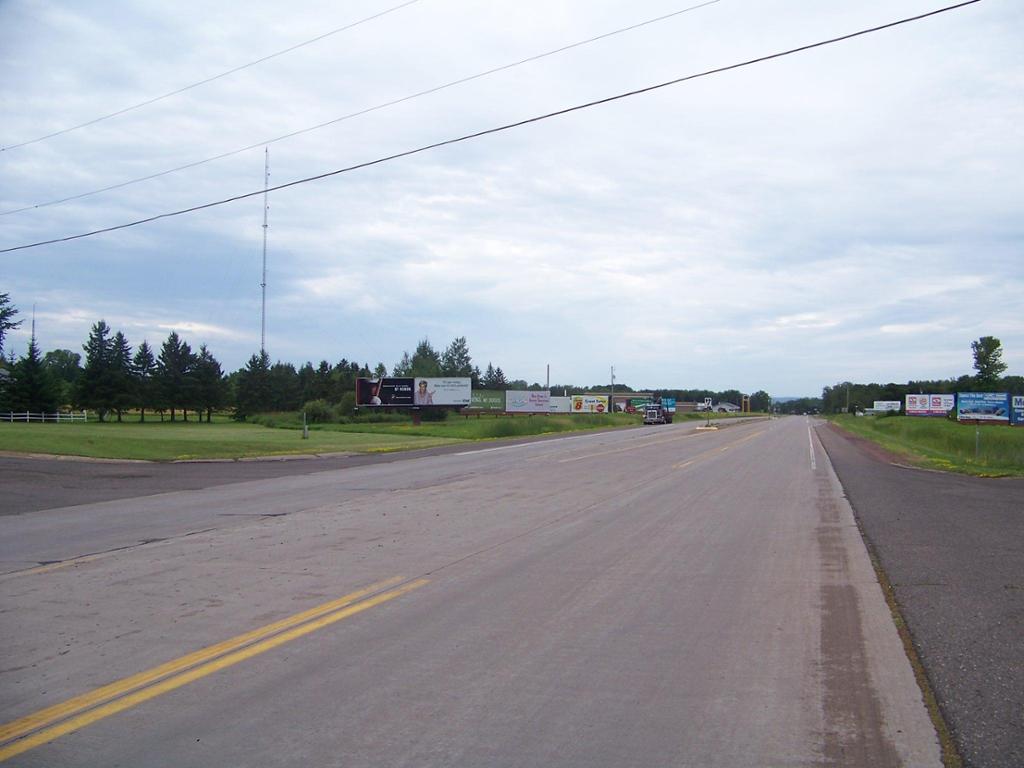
[0,417,939,766]
[817,423,1024,768]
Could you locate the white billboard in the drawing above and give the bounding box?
[549,396,572,413]
[506,390,551,413]
[906,394,954,416]
[571,395,609,414]
[873,401,901,412]
[412,378,472,406]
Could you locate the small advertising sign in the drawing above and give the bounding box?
[506,390,551,413]
[873,401,901,412]
[906,394,955,416]
[471,391,505,411]
[571,395,609,413]
[549,397,572,413]
[1011,395,1024,426]
[957,392,1010,423]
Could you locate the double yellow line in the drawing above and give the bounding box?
[0,575,427,762]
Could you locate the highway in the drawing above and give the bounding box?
[0,417,940,766]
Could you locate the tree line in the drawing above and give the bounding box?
[820,336,1021,414]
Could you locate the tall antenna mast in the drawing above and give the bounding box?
[260,148,270,356]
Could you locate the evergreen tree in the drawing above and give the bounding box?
[110,331,134,422]
[9,337,60,413]
[235,351,272,419]
[481,362,497,388]
[410,338,442,377]
[492,366,508,390]
[132,341,157,422]
[193,345,226,422]
[157,331,193,422]
[373,362,388,379]
[0,293,22,360]
[392,351,412,377]
[76,320,116,421]
[268,362,302,411]
[441,337,473,377]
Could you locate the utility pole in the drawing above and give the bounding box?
[610,365,615,411]
[260,148,270,356]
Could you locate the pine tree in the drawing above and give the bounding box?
[77,320,115,421]
[235,351,271,419]
[410,338,442,377]
[193,345,226,422]
[392,351,412,377]
[0,293,22,360]
[10,337,60,413]
[110,331,133,422]
[157,332,193,422]
[441,337,473,377]
[133,341,157,422]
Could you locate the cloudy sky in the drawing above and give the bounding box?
[1,0,1020,396]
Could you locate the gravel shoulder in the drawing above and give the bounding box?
[816,422,1024,768]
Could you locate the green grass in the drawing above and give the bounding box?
[831,414,1024,477]
[0,420,462,461]
[0,412,641,461]
[253,411,640,440]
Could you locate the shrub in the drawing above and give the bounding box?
[303,399,336,424]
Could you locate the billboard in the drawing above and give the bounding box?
[506,390,550,413]
[549,396,572,413]
[471,391,505,411]
[357,377,471,407]
[1012,395,1024,426]
[906,394,954,417]
[873,401,901,412]
[957,392,1009,423]
[662,397,677,413]
[571,395,608,413]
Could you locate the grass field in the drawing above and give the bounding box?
[0,421,463,461]
[0,412,641,461]
[831,414,1024,477]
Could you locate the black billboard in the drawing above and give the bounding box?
[356,378,414,406]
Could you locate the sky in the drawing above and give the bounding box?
[1,0,1021,397]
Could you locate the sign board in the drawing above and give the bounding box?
[704,397,713,407]
[957,392,1009,422]
[506,390,551,413]
[357,377,471,407]
[906,394,954,417]
[662,397,677,413]
[873,401,901,412]
[571,395,609,413]
[1010,395,1024,426]
[471,390,505,411]
[549,396,572,413]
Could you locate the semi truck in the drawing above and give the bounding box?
[642,402,673,425]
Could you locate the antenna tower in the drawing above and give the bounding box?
[260,148,269,355]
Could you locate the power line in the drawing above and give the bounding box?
[0,0,982,256]
[0,0,424,153]
[0,0,721,217]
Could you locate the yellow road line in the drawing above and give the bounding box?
[0,553,108,581]
[0,575,409,753]
[0,578,427,762]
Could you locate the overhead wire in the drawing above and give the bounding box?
[0,0,982,255]
[0,0,721,217]
[0,0,424,153]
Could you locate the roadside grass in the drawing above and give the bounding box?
[830,414,1024,477]
[0,411,642,461]
[253,411,641,440]
[0,421,462,461]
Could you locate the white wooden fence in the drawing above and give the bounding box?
[2,411,89,423]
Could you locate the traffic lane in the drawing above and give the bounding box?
[0,425,643,516]
[816,422,1024,768]
[0,420,773,719]
[3,417,937,766]
[0,420,760,572]
[0,419,768,516]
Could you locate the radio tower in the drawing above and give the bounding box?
[260,148,270,356]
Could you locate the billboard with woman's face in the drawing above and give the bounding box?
[357,378,471,407]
